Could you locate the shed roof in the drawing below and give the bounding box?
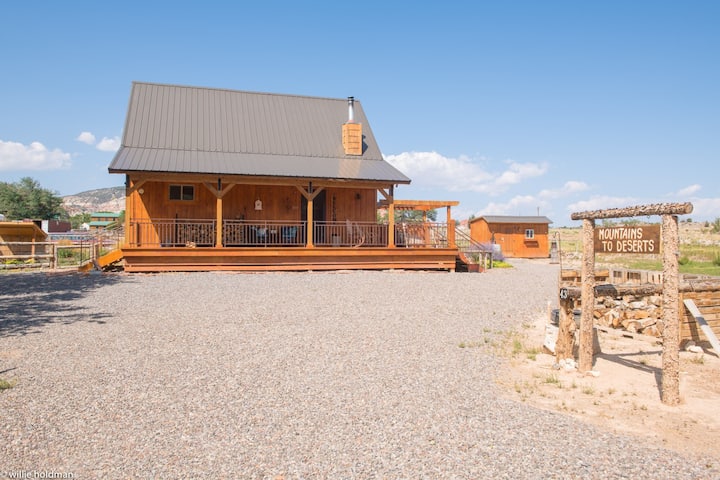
[473,215,553,225]
[91,212,121,218]
[0,222,48,240]
[109,82,410,184]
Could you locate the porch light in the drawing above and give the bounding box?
[255,198,263,211]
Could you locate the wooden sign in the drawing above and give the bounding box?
[593,225,660,254]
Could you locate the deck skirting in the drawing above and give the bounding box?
[121,246,458,272]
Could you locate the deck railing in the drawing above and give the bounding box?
[129,219,454,249]
[313,221,388,247]
[131,218,217,247]
[223,220,306,247]
[395,222,450,248]
[130,219,308,247]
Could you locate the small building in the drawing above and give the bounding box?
[40,219,72,233]
[89,212,121,230]
[0,221,48,257]
[469,215,553,258]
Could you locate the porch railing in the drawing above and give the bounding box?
[129,219,307,247]
[129,219,453,249]
[313,221,388,247]
[394,222,450,248]
[223,220,306,247]
[131,218,217,247]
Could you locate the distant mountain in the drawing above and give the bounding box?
[62,186,125,216]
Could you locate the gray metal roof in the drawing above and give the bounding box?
[475,215,553,225]
[109,82,410,184]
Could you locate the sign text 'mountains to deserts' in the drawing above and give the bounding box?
[593,225,661,254]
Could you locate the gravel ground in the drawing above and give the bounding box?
[0,260,717,479]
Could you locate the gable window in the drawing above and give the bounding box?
[169,184,195,201]
[525,228,535,239]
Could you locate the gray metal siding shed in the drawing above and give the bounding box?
[109,82,410,184]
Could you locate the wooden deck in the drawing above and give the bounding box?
[121,246,459,272]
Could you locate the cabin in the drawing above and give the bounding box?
[89,212,121,230]
[469,215,552,258]
[108,82,463,272]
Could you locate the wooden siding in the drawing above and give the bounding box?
[470,219,549,258]
[130,181,376,224]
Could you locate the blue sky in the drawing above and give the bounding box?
[1,1,718,226]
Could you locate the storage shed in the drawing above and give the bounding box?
[0,222,48,257]
[469,215,552,258]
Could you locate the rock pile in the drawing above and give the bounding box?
[593,293,664,337]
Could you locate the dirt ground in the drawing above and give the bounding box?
[503,312,720,462]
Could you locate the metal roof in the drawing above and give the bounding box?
[109,82,410,184]
[474,215,553,225]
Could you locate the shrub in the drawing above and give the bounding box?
[678,256,691,266]
[712,218,720,234]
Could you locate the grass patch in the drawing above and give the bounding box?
[595,248,720,276]
[525,346,541,361]
[0,378,17,391]
[582,386,596,395]
[544,374,561,386]
[512,338,523,356]
[691,355,705,365]
[492,260,513,269]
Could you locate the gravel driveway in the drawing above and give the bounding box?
[1,261,717,479]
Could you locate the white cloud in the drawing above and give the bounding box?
[495,160,548,186]
[384,151,547,195]
[76,131,96,145]
[539,180,590,199]
[687,197,720,221]
[673,184,702,197]
[96,136,121,152]
[0,139,71,171]
[475,195,551,217]
[566,195,639,215]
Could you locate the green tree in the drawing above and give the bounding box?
[70,213,92,229]
[0,177,67,220]
[396,209,437,222]
[377,208,438,223]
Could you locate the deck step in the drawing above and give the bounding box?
[78,249,124,272]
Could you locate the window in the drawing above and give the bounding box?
[169,185,195,201]
[525,228,535,239]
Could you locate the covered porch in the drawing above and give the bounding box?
[120,177,460,272]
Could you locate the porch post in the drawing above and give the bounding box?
[307,196,314,248]
[387,186,395,248]
[423,210,430,245]
[216,196,223,247]
[447,206,456,248]
[125,177,132,247]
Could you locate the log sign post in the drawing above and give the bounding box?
[569,202,692,406]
